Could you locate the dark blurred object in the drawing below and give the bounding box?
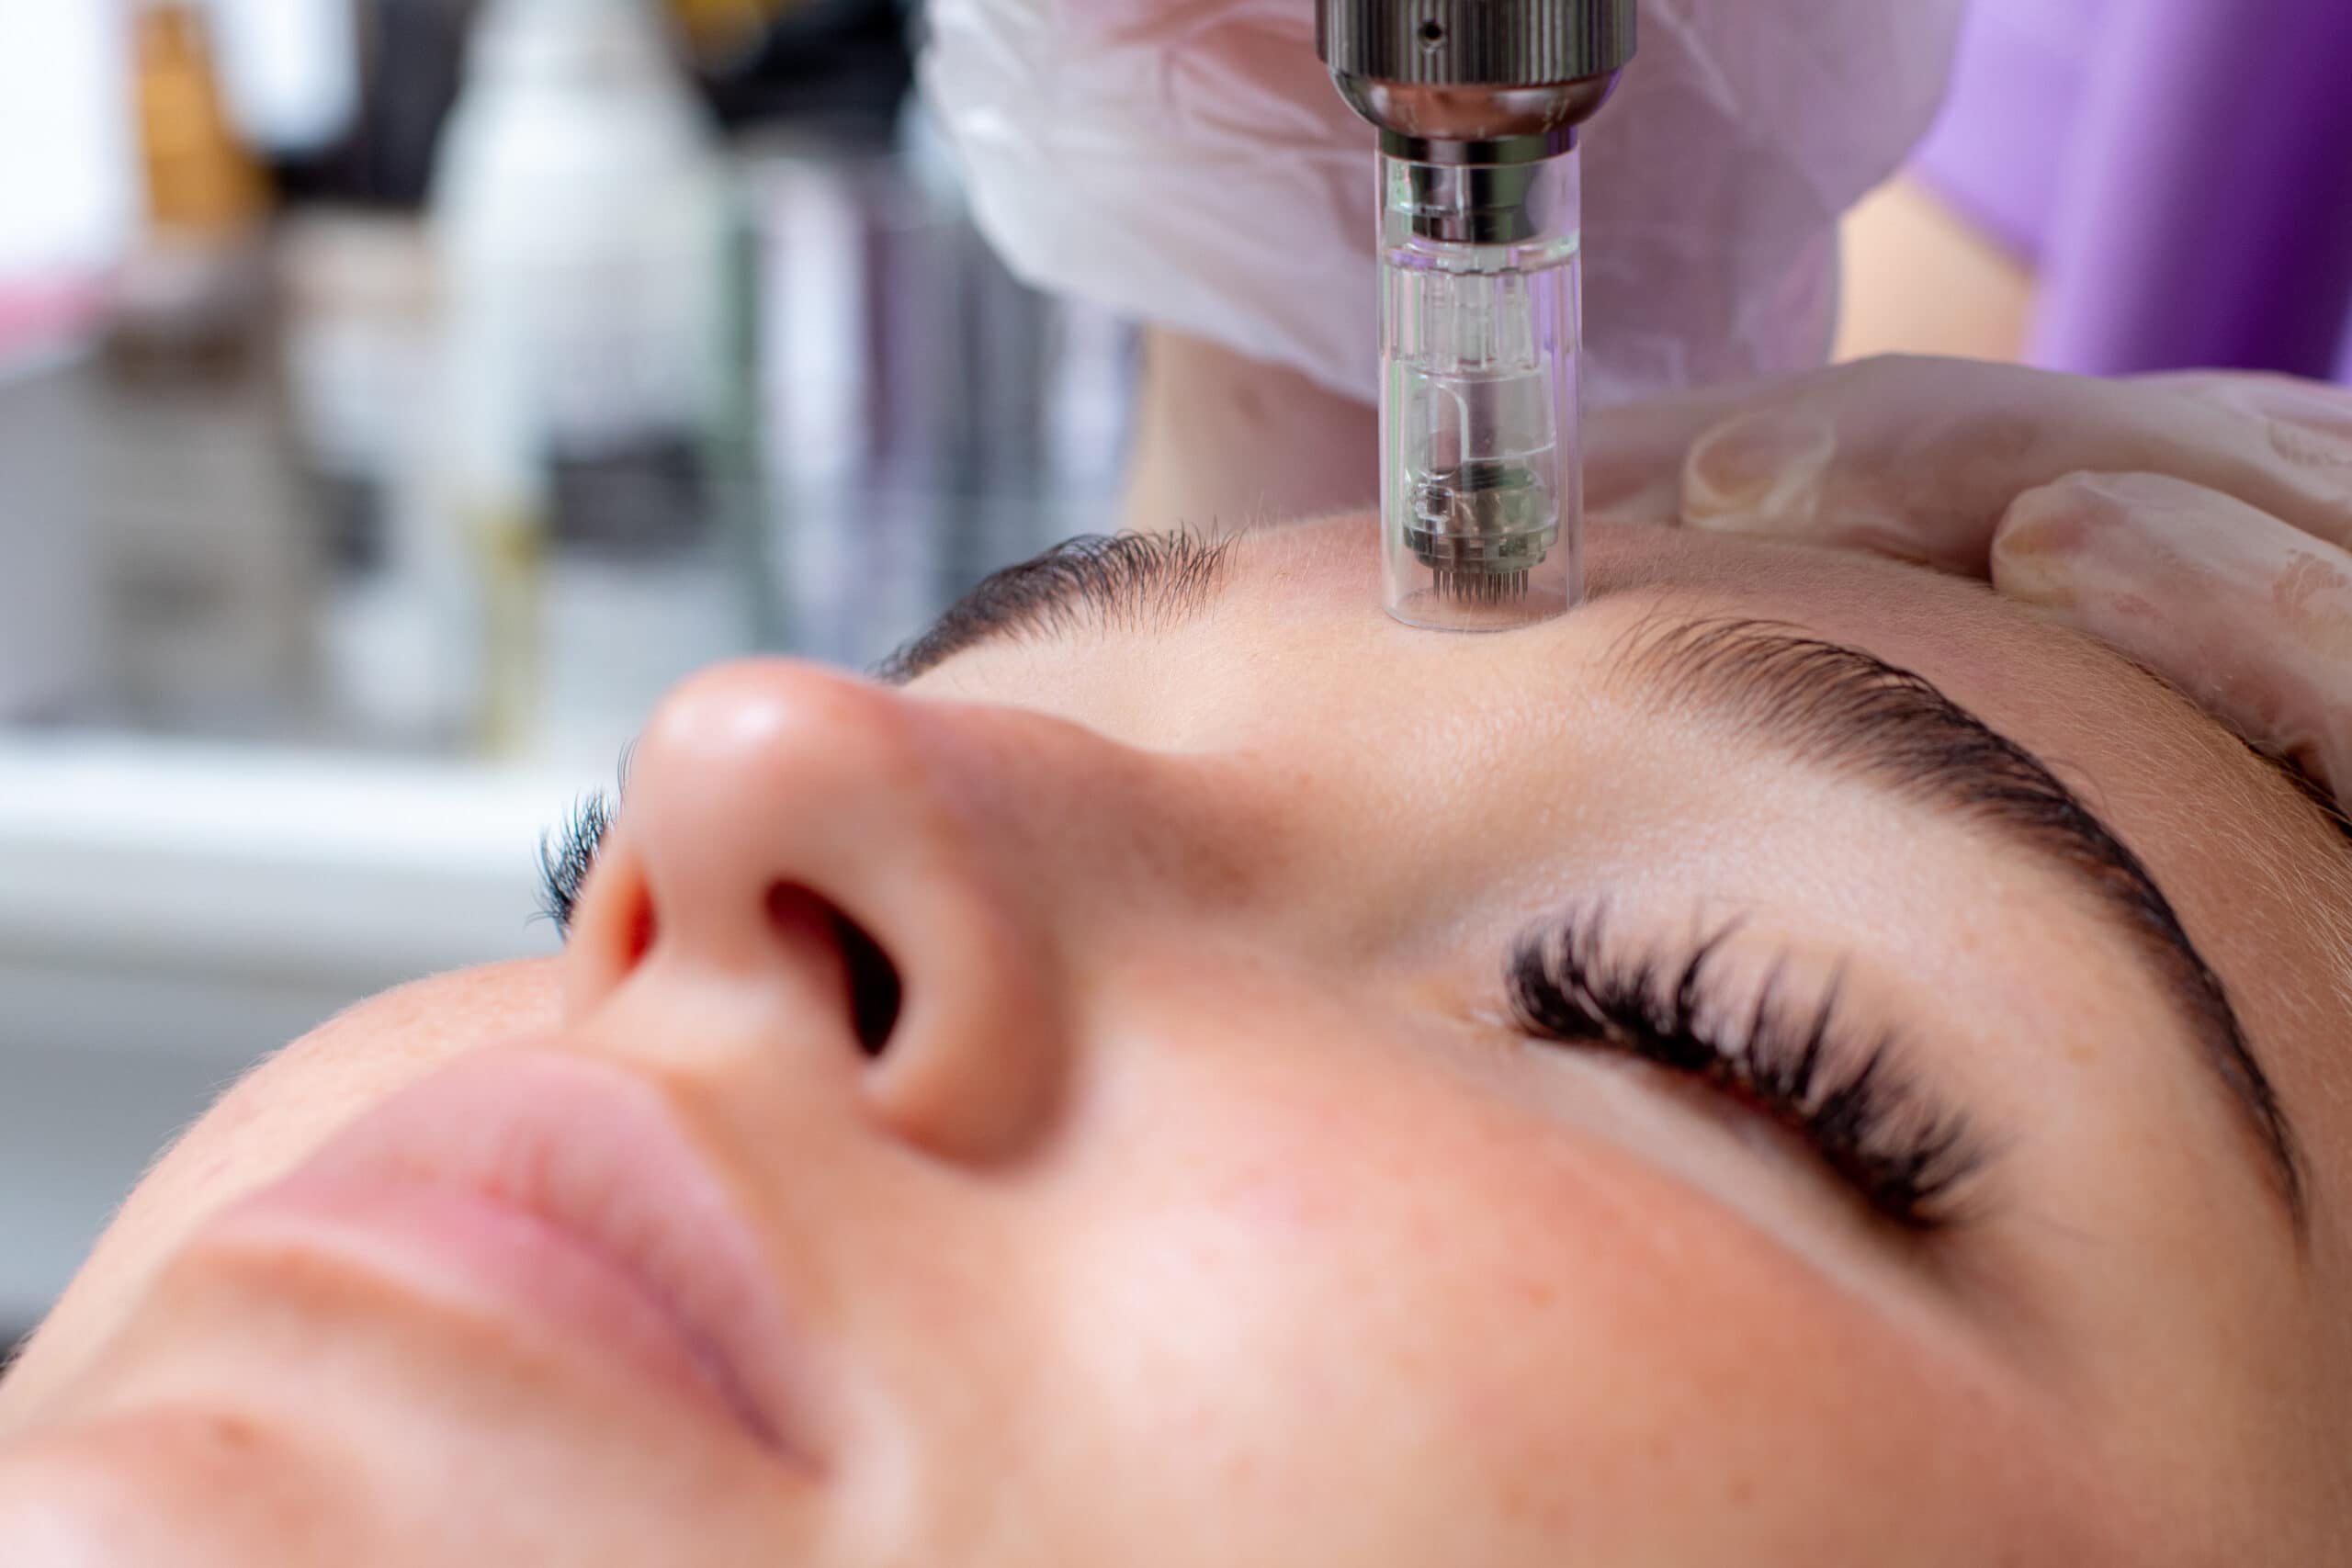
[268,0,914,209]
[271,0,480,208]
[671,0,798,66]
[681,0,914,141]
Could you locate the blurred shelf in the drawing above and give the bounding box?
[0,732,603,1326]
[0,731,586,997]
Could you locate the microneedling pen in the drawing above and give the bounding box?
[1318,0,1635,630]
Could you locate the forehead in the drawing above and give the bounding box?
[922,517,2352,1236]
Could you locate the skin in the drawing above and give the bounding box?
[1,519,2348,1564]
[1833,175,2035,367]
[1120,330,1379,536]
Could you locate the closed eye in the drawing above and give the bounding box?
[1508,907,1989,1231]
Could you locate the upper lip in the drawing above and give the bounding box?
[209,1047,820,1468]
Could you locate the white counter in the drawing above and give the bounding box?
[0,734,599,1328]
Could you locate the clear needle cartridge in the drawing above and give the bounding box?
[1320,0,1635,630]
[1382,147,1581,626]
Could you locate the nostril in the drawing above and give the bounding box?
[830,911,902,1057]
[626,897,656,966]
[765,885,904,1056]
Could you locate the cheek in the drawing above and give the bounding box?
[1046,1013,2117,1560]
[0,964,558,1433]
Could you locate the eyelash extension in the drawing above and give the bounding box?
[1507,908,1987,1230]
[536,788,616,933]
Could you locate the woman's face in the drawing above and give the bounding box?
[6,522,2350,1564]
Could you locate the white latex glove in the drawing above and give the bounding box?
[917,0,1966,407]
[1588,356,2352,812]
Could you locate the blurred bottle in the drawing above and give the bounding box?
[95,0,317,736]
[670,0,912,138]
[266,0,914,209]
[277,210,461,743]
[429,0,756,761]
[260,0,482,746]
[110,0,273,370]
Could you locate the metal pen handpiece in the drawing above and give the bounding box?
[1318,0,1635,630]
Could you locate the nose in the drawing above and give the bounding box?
[560,660,1078,1163]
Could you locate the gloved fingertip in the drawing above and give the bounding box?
[1993,472,2212,610]
[1988,478,2111,612]
[1587,470,1684,525]
[1679,408,1837,528]
[1994,470,2352,818]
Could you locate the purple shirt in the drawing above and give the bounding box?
[1911,0,2352,383]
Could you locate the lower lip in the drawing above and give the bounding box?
[211,1175,766,1440]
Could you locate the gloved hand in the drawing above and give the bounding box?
[918,0,1967,407]
[1588,355,2352,811]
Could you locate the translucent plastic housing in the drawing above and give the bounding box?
[1380,147,1582,630]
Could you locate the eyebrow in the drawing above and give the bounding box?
[1610,615,2308,1235]
[885,537,2311,1237]
[874,533,1237,683]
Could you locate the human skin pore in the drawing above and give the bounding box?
[1,520,2348,1564]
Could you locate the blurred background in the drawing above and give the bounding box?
[0,0,1138,1351]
